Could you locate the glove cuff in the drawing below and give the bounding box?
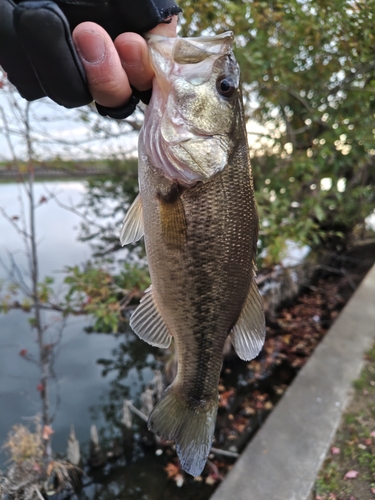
[95,95,139,120]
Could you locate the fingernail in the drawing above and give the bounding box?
[76,31,105,64]
[121,42,142,68]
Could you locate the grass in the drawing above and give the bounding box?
[313,344,375,500]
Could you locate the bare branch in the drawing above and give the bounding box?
[43,184,106,231]
[123,400,148,422]
[0,205,30,239]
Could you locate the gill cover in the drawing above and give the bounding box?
[142,32,240,185]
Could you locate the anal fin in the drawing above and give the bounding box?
[230,279,266,361]
[120,194,144,246]
[130,285,172,348]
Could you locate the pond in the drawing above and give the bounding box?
[0,180,239,500]
[0,180,276,500]
[1,180,372,500]
[0,181,157,468]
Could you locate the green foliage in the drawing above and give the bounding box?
[179,0,375,264]
[0,279,20,313]
[63,261,150,333]
[37,276,54,304]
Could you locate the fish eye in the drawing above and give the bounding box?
[216,76,236,98]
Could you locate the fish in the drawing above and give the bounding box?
[120,31,266,477]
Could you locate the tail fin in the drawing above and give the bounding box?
[148,386,218,477]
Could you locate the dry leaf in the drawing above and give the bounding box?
[165,462,180,479]
[344,470,359,479]
[219,389,235,408]
[42,425,54,440]
[264,401,273,410]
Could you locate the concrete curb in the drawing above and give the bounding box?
[210,264,375,500]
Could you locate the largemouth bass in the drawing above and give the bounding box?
[120,32,265,477]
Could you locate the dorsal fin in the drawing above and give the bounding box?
[230,279,266,361]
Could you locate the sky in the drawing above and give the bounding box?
[0,88,139,162]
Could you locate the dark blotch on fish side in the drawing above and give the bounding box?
[157,184,187,251]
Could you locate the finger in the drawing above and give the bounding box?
[115,15,178,92]
[73,22,132,108]
[114,33,154,92]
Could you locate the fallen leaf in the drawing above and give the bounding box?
[358,443,367,450]
[219,389,235,408]
[243,406,255,416]
[344,470,359,480]
[165,462,180,479]
[331,446,340,455]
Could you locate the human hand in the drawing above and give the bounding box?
[73,16,178,113]
[0,0,180,117]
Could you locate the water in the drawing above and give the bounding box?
[2,180,355,499]
[0,181,90,280]
[0,181,154,466]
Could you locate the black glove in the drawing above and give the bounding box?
[0,0,181,118]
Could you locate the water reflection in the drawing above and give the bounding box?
[0,181,150,467]
[0,180,194,498]
[0,180,224,499]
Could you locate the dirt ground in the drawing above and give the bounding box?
[313,343,375,500]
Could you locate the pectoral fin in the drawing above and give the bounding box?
[130,285,172,348]
[120,194,144,246]
[230,279,266,361]
[157,185,187,251]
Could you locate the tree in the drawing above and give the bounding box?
[179,0,375,264]
[0,74,149,474]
